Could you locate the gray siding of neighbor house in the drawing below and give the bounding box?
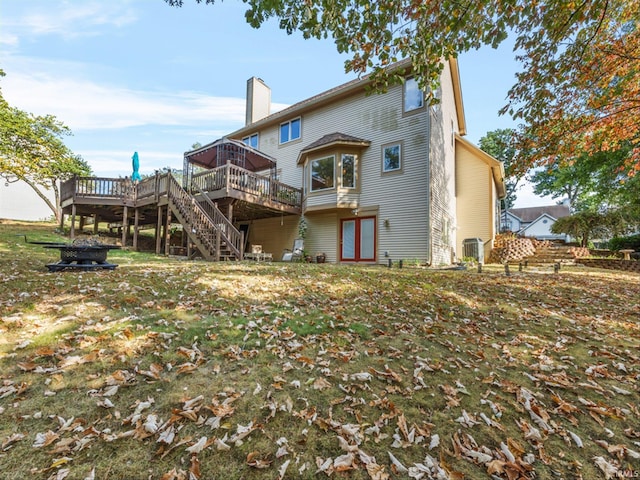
[241,79,433,264]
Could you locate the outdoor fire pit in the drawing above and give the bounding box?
[41,239,120,272]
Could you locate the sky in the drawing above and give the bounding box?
[0,0,553,220]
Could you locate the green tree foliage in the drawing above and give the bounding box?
[529,146,639,219]
[165,0,639,174]
[0,70,91,221]
[551,210,629,247]
[478,129,523,210]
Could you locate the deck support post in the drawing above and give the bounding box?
[122,205,129,247]
[155,206,163,254]
[79,216,85,233]
[59,212,65,232]
[227,203,233,223]
[133,208,140,251]
[164,208,172,256]
[70,204,77,240]
[93,215,99,235]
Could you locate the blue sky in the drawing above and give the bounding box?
[0,0,551,219]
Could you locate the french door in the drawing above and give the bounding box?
[340,217,376,262]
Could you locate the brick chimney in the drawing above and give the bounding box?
[245,77,271,126]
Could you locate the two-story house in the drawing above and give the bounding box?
[60,59,505,265]
[214,59,505,265]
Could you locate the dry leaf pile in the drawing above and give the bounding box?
[0,223,639,479]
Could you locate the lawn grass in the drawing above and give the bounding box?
[0,220,639,479]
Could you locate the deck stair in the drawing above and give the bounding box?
[166,174,243,261]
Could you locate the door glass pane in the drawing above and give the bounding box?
[342,220,355,259]
[360,218,375,259]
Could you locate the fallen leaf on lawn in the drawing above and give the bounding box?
[46,468,69,480]
[2,433,25,450]
[247,451,272,469]
[277,459,291,479]
[333,452,356,471]
[33,431,59,448]
[190,455,201,479]
[185,436,209,454]
[593,456,619,479]
[388,452,408,473]
[313,377,332,390]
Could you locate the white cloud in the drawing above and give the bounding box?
[6,1,137,40]
[2,67,247,131]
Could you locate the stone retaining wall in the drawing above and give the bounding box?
[576,258,640,273]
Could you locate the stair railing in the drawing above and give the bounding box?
[166,174,242,260]
[191,183,244,259]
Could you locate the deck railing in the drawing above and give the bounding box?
[61,177,134,203]
[62,167,301,210]
[192,163,301,207]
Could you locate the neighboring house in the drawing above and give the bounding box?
[59,59,505,265]
[502,205,571,241]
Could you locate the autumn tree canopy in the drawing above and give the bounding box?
[165,0,639,173]
[0,70,91,221]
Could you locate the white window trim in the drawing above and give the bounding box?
[242,133,259,148]
[279,117,302,144]
[382,143,402,173]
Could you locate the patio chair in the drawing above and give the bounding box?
[282,238,304,262]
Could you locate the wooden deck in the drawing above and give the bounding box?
[59,165,302,259]
[61,165,301,222]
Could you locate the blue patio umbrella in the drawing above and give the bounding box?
[132,151,142,182]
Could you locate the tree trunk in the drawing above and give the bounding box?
[21,177,60,223]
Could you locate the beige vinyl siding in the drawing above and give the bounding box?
[243,215,299,260]
[247,81,432,264]
[455,144,493,259]
[305,213,338,262]
[428,63,458,265]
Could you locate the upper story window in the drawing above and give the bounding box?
[403,77,424,113]
[243,133,259,149]
[382,143,402,173]
[280,117,301,144]
[310,155,335,192]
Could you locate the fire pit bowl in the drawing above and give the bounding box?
[42,239,120,272]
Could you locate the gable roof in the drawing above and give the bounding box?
[229,58,467,139]
[508,205,570,223]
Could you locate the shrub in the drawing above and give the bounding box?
[607,233,640,251]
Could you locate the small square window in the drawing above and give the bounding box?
[280,118,301,144]
[382,143,401,173]
[404,77,424,112]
